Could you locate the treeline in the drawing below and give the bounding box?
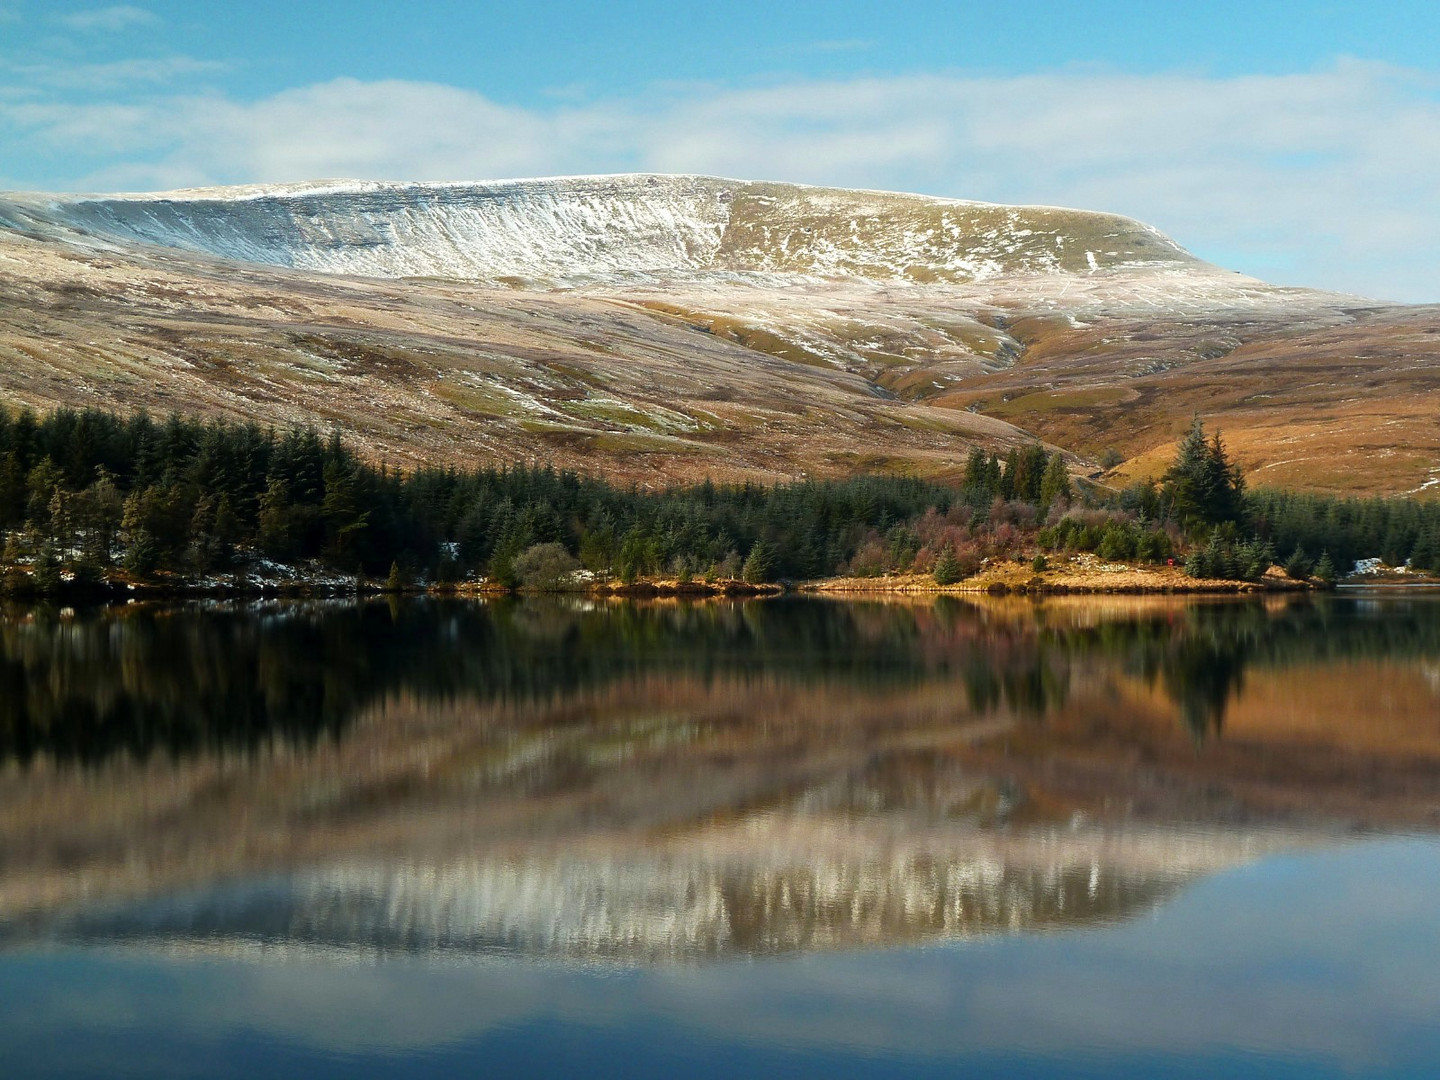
[1104,417,1440,579]
[1247,488,1440,571]
[0,404,996,586]
[2,403,1437,589]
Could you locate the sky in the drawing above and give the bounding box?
[1,1,1439,301]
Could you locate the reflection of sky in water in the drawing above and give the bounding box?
[3,840,1439,1078]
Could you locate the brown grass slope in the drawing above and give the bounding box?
[930,303,1440,496]
[0,226,1028,484]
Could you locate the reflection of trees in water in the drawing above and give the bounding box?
[1081,605,1265,741]
[0,604,383,763]
[1159,630,1249,742]
[1040,598,1440,741]
[0,599,1069,764]
[1,595,1437,764]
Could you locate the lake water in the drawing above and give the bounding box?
[2,592,1439,1078]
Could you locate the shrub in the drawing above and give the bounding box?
[715,550,741,580]
[1135,528,1173,563]
[512,542,581,590]
[1283,546,1314,580]
[933,546,964,586]
[1096,522,1137,561]
[1184,536,1274,582]
[847,536,890,577]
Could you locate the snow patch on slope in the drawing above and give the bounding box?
[0,174,1205,286]
[1,175,734,281]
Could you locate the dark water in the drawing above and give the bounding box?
[1,592,1439,1077]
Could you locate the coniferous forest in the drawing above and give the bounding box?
[1,402,1437,592]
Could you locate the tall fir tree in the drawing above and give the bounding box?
[1162,416,1245,535]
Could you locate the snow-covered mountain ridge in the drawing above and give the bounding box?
[0,173,1203,284]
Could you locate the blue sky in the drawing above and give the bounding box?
[3,1,1440,300]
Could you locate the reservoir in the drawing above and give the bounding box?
[2,593,1438,1078]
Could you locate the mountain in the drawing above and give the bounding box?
[1,174,1436,492]
[0,174,1201,282]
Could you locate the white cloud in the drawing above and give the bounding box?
[58,5,158,32]
[5,63,1440,299]
[3,56,226,91]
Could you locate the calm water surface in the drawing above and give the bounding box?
[1,592,1439,1077]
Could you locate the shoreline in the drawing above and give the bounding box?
[0,564,1322,602]
[800,566,1315,596]
[14,556,1440,603]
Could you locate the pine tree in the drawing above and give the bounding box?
[1162,416,1245,535]
[742,540,774,583]
[1039,452,1072,512]
[0,451,26,531]
[999,448,1020,501]
[1411,527,1440,573]
[933,546,963,586]
[963,446,988,491]
[257,477,297,560]
[384,560,405,593]
[322,456,369,566]
[1017,443,1048,503]
[984,453,1003,497]
[33,543,61,593]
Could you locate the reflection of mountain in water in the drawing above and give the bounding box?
[19,822,1300,963]
[2,595,1438,965]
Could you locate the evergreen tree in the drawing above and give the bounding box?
[983,453,1003,497]
[963,446,988,490]
[257,477,298,560]
[742,539,774,583]
[933,546,963,586]
[1283,546,1313,580]
[1039,452,1072,512]
[33,543,61,593]
[1411,527,1440,572]
[0,451,26,532]
[322,456,369,566]
[1162,416,1245,535]
[1017,443,1048,503]
[999,448,1020,501]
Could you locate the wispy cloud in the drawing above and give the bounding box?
[3,56,226,91]
[58,5,159,32]
[4,63,1440,299]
